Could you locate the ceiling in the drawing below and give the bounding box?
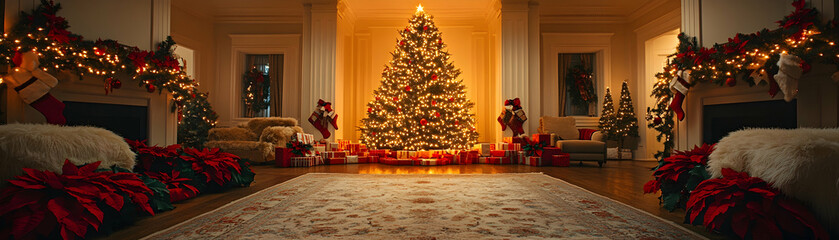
[173,0,663,23]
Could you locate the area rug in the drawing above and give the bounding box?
[144,173,705,239]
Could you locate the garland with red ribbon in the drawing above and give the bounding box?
[567,64,596,108]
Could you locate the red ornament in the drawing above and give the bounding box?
[376,96,381,101]
[405,86,411,91]
[397,108,402,112]
[431,100,437,105]
[368,107,373,113]
[423,26,428,31]
[111,79,122,89]
[438,39,442,44]
[371,132,376,136]
[434,112,440,117]
[408,60,412,64]
[449,97,454,102]
[653,117,662,125]
[393,97,399,101]
[400,40,405,45]
[455,120,460,125]
[420,118,427,126]
[726,77,736,87]
[405,27,410,32]
[431,74,437,80]
[147,84,156,93]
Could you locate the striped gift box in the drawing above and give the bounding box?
[295,133,315,144]
[290,156,322,167]
[522,156,548,166]
[479,156,512,165]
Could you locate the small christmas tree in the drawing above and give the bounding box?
[615,81,639,155]
[178,92,218,148]
[598,88,616,141]
[360,5,479,150]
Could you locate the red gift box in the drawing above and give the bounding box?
[290,156,321,167]
[489,150,508,157]
[419,158,449,166]
[275,148,293,167]
[503,136,528,144]
[531,134,553,147]
[381,158,419,165]
[522,156,548,166]
[358,156,370,164]
[479,156,512,164]
[328,157,346,165]
[456,150,479,164]
[321,151,347,161]
[552,153,570,167]
[369,150,389,158]
[542,147,563,160]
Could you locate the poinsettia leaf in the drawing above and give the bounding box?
[662,193,680,211]
[48,197,89,239]
[10,205,47,239]
[0,190,45,215]
[61,159,80,176]
[775,197,830,239]
[139,176,174,213]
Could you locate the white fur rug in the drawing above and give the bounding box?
[0,123,136,185]
[707,128,839,233]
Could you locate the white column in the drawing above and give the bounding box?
[151,0,177,146]
[499,0,535,137]
[302,1,338,140]
[527,2,540,135]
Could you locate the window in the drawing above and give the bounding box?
[173,45,195,79]
[558,53,597,116]
[242,54,283,118]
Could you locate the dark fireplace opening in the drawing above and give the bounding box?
[64,101,148,141]
[703,99,796,144]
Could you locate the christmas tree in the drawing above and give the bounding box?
[615,81,639,146]
[178,92,218,148]
[598,87,616,141]
[360,5,478,150]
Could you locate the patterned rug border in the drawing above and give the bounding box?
[142,172,707,240]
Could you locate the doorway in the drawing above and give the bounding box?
[642,29,679,160]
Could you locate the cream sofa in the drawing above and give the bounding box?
[538,116,606,167]
[205,117,303,164]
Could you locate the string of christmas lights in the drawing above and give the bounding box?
[360,5,479,150]
[597,87,617,141]
[0,0,217,146]
[647,0,839,162]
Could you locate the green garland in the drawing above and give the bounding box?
[647,0,839,162]
[242,68,270,117]
[0,0,217,146]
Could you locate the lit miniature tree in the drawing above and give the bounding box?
[598,87,617,141]
[360,5,478,150]
[615,81,639,154]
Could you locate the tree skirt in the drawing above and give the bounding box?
[144,173,705,239]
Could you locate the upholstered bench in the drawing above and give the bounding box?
[707,128,839,236]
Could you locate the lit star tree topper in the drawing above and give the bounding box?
[360,6,479,150]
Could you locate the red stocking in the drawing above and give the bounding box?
[668,91,686,121]
[668,71,691,121]
[497,112,507,131]
[30,93,66,125]
[509,118,524,137]
[308,112,331,139]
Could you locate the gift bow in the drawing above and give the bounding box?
[504,98,522,110]
[522,139,545,157]
[317,99,333,112]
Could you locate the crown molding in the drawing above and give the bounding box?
[540,15,626,24]
[626,0,672,22]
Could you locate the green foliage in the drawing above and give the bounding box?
[229,158,256,188]
[598,88,617,141]
[567,64,596,108]
[178,92,219,148]
[139,175,175,213]
[615,81,639,139]
[242,68,271,117]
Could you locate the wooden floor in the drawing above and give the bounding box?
[106,160,729,239]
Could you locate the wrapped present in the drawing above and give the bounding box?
[490,150,515,158]
[552,153,570,167]
[381,158,419,166]
[522,156,548,166]
[337,139,351,151]
[542,147,563,160]
[368,156,380,163]
[275,148,293,167]
[346,155,359,164]
[369,149,390,158]
[503,136,528,144]
[515,151,526,164]
[473,143,494,156]
[290,156,321,167]
[312,144,326,154]
[497,143,522,151]
[358,156,370,164]
[607,148,632,159]
[396,151,419,159]
[347,143,368,156]
[321,151,347,160]
[419,158,449,166]
[531,134,553,147]
[479,156,513,165]
[417,150,442,158]
[327,157,346,165]
[295,133,315,144]
[326,142,341,152]
[456,150,479,164]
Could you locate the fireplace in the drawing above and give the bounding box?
[63,101,149,141]
[702,99,797,144]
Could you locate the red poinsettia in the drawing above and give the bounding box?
[644,143,715,194]
[0,160,153,240]
[145,172,199,203]
[723,35,749,54]
[125,139,182,172]
[686,168,829,240]
[778,0,815,31]
[181,148,242,186]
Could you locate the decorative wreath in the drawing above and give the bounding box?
[242,68,270,117]
[567,64,596,108]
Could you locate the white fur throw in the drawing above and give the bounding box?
[0,123,136,185]
[707,128,839,233]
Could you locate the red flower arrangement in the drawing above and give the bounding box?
[145,172,199,203]
[522,137,545,157]
[686,168,829,240]
[181,148,243,186]
[0,160,153,240]
[644,143,714,211]
[126,139,182,172]
[286,140,313,157]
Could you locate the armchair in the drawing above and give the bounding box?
[205,117,303,164]
[538,116,606,167]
